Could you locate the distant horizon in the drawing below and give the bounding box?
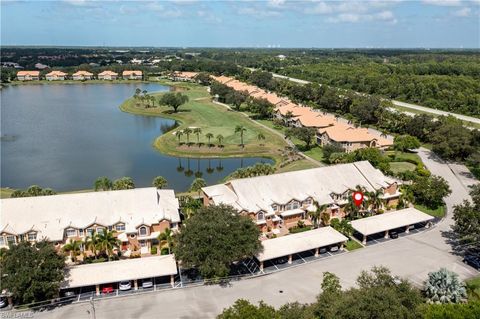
[1,0,479,48]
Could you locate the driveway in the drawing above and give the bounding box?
[29,150,478,319]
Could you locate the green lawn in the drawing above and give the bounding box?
[390,161,417,174]
[303,146,325,162]
[120,81,288,165]
[466,276,480,301]
[276,159,320,173]
[414,204,446,218]
[345,239,363,251]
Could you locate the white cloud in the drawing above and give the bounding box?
[238,7,281,18]
[197,10,222,23]
[145,1,182,18]
[422,0,462,6]
[268,0,286,7]
[452,7,471,16]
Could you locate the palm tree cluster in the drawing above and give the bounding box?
[133,88,156,108]
[94,176,135,191]
[157,228,175,255]
[175,128,225,148]
[63,230,121,263]
[229,163,275,179]
[308,200,329,228]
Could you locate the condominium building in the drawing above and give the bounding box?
[45,71,68,81]
[123,70,143,80]
[16,71,40,81]
[98,70,119,80]
[202,161,401,234]
[0,188,180,256]
[72,71,94,81]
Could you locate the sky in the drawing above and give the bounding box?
[1,0,479,48]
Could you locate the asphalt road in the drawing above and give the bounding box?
[29,149,478,319]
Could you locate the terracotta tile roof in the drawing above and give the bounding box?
[276,103,311,116]
[318,123,392,145]
[46,71,67,76]
[173,71,198,78]
[17,71,40,76]
[73,71,94,76]
[211,75,234,84]
[123,70,143,76]
[296,112,337,128]
[98,70,118,76]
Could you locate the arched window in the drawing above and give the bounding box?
[257,211,265,221]
[139,226,148,236]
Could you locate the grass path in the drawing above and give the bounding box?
[119,80,288,165]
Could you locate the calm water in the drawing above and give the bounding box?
[1,83,271,192]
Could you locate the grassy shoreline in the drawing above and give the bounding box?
[119,80,288,165]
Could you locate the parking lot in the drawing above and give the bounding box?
[261,248,345,273]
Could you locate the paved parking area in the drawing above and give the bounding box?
[355,222,433,246]
[262,249,346,273]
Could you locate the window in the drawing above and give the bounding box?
[27,232,36,241]
[6,235,15,244]
[66,228,76,237]
[0,237,5,246]
[271,204,278,212]
[78,229,84,237]
[116,224,125,231]
[86,228,94,236]
[139,226,147,236]
[257,211,265,221]
[108,226,113,231]
[19,234,25,242]
[292,201,300,209]
[96,227,104,234]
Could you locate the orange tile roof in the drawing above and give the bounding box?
[98,70,118,76]
[17,71,40,76]
[73,71,94,76]
[46,71,67,76]
[318,123,392,145]
[295,112,337,128]
[211,75,234,84]
[123,70,143,76]
[276,103,311,116]
[173,71,198,78]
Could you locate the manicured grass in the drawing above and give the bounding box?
[120,81,288,165]
[390,161,417,174]
[289,226,313,234]
[0,188,15,199]
[276,159,320,173]
[386,150,422,165]
[345,239,363,251]
[466,276,480,301]
[414,204,446,218]
[303,146,325,162]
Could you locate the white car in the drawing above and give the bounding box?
[119,281,132,291]
[0,298,8,308]
[142,280,153,289]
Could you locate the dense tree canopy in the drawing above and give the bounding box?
[10,185,56,198]
[394,135,421,152]
[452,184,480,257]
[160,92,189,113]
[0,242,65,304]
[408,175,451,209]
[174,204,261,279]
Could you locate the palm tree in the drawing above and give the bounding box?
[366,189,383,215]
[190,178,206,195]
[134,88,141,98]
[205,133,214,146]
[176,131,184,144]
[112,176,135,190]
[309,200,328,228]
[235,125,247,146]
[94,176,112,191]
[183,128,192,144]
[96,230,120,261]
[216,134,224,147]
[84,231,99,259]
[63,239,82,262]
[157,228,174,254]
[152,176,168,189]
[257,133,265,145]
[193,127,202,144]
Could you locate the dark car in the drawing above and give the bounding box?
[390,231,399,239]
[276,256,289,264]
[463,255,480,270]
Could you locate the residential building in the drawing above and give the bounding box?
[0,188,180,256]
[123,70,143,80]
[210,75,234,85]
[72,71,94,81]
[170,71,198,82]
[202,161,401,234]
[317,123,393,152]
[16,71,40,81]
[98,70,118,80]
[35,63,49,70]
[45,71,68,81]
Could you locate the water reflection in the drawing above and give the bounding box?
[1,84,273,192]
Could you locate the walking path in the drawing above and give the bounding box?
[32,150,478,319]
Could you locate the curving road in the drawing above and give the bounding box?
[29,149,478,319]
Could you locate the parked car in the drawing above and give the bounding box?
[463,255,480,270]
[119,281,132,291]
[329,245,339,252]
[276,256,289,264]
[0,298,8,308]
[319,247,327,254]
[101,285,114,294]
[390,231,399,239]
[142,280,154,289]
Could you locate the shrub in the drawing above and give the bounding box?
[161,247,170,255]
[151,246,158,255]
[424,268,467,304]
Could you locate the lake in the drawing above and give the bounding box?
[0,83,272,192]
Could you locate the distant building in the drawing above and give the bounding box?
[16,71,40,81]
[98,70,118,80]
[72,71,94,81]
[45,71,68,81]
[123,70,143,80]
[34,63,49,70]
[1,62,21,68]
[276,54,286,60]
[170,71,198,82]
